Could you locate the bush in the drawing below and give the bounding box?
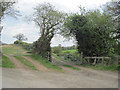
[14,40,33,51]
[52,47,62,56]
[14,40,28,45]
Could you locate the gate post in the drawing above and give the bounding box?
[80,52,83,64]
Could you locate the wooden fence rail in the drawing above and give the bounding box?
[84,57,111,65]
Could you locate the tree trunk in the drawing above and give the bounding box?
[0,18,2,57]
[0,18,3,39]
[32,36,52,62]
[48,46,52,62]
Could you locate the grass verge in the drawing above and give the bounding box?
[25,55,63,72]
[63,64,81,70]
[82,64,119,71]
[14,56,37,70]
[1,55,15,68]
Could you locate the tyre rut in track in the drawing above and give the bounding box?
[4,55,32,70]
[23,56,49,72]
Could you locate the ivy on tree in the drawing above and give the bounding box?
[32,3,66,61]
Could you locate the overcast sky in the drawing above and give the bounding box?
[1,0,110,47]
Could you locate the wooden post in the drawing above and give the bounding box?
[102,57,104,64]
[80,52,83,64]
[95,57,97,65]
[87,57,89,63]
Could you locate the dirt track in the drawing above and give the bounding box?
[23,56,49,72]
[5,55,30,70]
[1,55,118,88]
[2,67,118,88]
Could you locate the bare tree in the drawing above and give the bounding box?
[32,3,66,61]
[13,33,28,41]
[103,0,120,39]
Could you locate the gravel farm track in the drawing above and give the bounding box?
[2,55,118,88]
[1,45,119,88]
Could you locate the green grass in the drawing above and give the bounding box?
[62,49,77,54]
[25,55,63,72]
[82,64,119,71]
[52,53,64,61]
[63,64,81,70]
[14,56,37,70]
[1,55,15,68]
[2,45,25,55]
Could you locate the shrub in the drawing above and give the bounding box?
[14,40,28,45]
[52,47,62,56]
[14,40,33,51]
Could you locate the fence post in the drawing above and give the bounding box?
[102,57,104,64]
[80,52,83,64]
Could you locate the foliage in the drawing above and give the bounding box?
[0,1,20,35]
[63,64,81,70]
[61,49,80,62]
[14,40,28,44]
[118,42,120,55]
[63,10,117,57]
[53,49,81,64]
[1,55,15,68]
[103,1,120,39]
[27,51,32,53]
[52,53,64,61]
[26,54,63,72]
[13,33,28,41]
[52,47,62,56]
[62,45,76,50]
[22,44,33,51]
[0,1,19,19]
[13,40,33,51]
[32,2,66,61]
[14,56,37,70]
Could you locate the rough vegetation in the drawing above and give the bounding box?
[1,55,15,68]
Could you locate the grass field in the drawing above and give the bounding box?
[26,55,63,72]
[1,44,26,55]
[14,56,37,70]
[1,45,63,71]
[62,49,77,54]
[1,55,15,68]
